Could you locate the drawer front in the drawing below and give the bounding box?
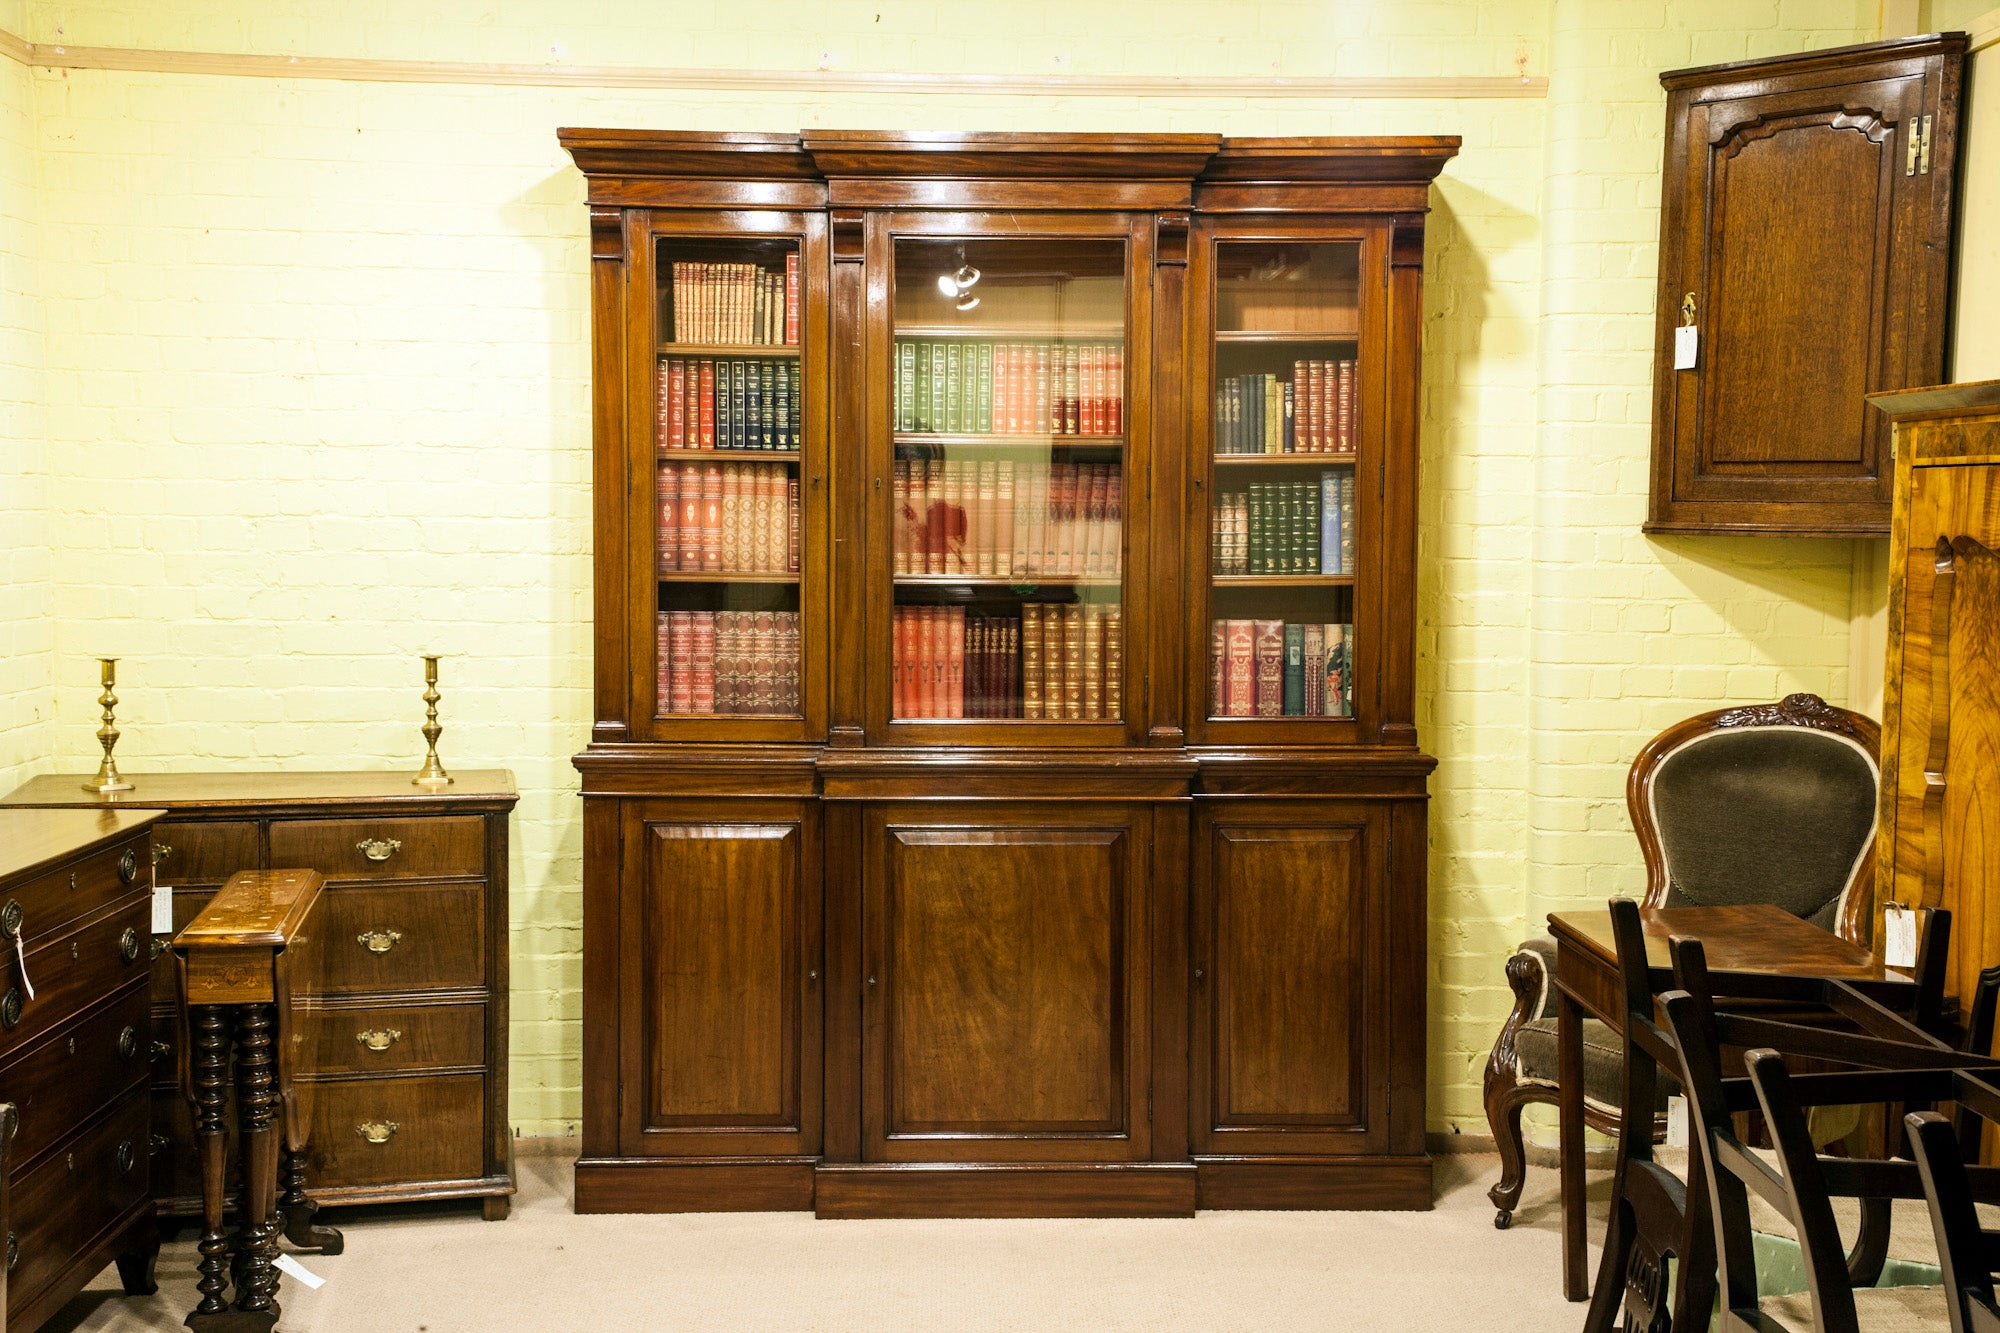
[0,983,152,1172]
[303,1074,484,1188]
[150,885,221,1001]
[315,884,485,994]
[7,1091,149,1323]
[1,899,150,1051]
[151,821,259,886]
[2,830,149,950]
[270,816,484,882]
[306,1002,484,1075]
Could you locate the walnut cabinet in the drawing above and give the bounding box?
[563,131,1452,1217]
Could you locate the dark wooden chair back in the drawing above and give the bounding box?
[1909,1109,2000,1333]
[1628,693,1881,943]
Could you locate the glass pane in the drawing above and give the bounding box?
[1208,241,1360,720]
[652,234,803,718]
[889,237,1126,722]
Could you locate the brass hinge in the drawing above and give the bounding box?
[1907,114,1934,176]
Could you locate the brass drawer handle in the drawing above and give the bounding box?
[356,1028,403,1052]
[2,899,22,938]
[118,1024,139,1060]
[1,987,20,1030]
[357,929,403,955]
[115,1139,136,1174]
[1,1103,16,1145]
[120,927,142,964]
[152,842,172,865]
[355,1120,400,1145]
[118,849,138,884]
[6,1231,15,1272]
[356,837,403,863]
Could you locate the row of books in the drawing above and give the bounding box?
[655,462,800,574]
[895,341,1124,437]
[656,611,801,715]
[1212,474,1355,577]
[1212,620,1354,718]
[1215,359,1357,454]
[894,603,1123,721]
[665,257,800,346]
[656,357,801,453]
[894,460,1122,579]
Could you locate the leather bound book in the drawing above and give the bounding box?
[699,359,716,449]
[1024,464,1046,577]
[1210,619,1226,717]
[754,612,780,713]
[1308,359,1325,453]
[993,461,1015,578]
[720,464,744,571]
[656,613,673,710]
[781,611,801,713]
[945,343,962,434]
[1021,605,1044,720]
[690,611,716,713]
[1004,618,1020,718]
[1082,606,1105,720]
[1338,359,1355,454]
[1252,619,1284,717]
[946,607,965,719]
[656,463,680,572]
[928,343,945,434]
[1034,344,1052,435]
[1224,618,1256,717]
[716,612,741,713]
[892,608,909,719]
[1283,623,1306,715]
[1103,605,1122,720]
[944,462,969,574]
[1051,465,1074,576]
[1108,346,1123,436]
[1063,344,1081,436]
[784,250,799,345]
[669,611,696,713]
[1061,605,1084,720]
[924,459,946,574]
[699,465,724,572]
[976,343,993,434]
[788,475,801,574]
[1303,623,1326,715]
[975,460,997,576]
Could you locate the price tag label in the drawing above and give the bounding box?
[1673,324,1699,370]
[1883,904,1919,969]
[275,1254,326,1289]
[1665,1095,1689,1150]
[153,883,173,934]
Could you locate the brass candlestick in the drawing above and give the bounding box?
[412,655,454,787]
[84,658,135,794]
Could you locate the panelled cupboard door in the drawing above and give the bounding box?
[860,804,1154,1162]
[1649,37,1963,535]
[1190,801,1389,1155]
[617,801,822,1157]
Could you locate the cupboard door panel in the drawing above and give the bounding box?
[619,804,821,1157]
[1192,802,1388,1156]
[863,805,1151,1162]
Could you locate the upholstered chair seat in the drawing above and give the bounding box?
[1483,694,1882,1230]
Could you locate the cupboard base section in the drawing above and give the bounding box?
[814,1163,1197,1219]
[1194,1155,1433,1211]
[574,1157,818,1214]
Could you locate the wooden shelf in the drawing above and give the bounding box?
[890,715,1120,725]
[1215,330,1359,343]
[895,575,1120,588]
[895,325,1126,340]
[657,571,800,584]
[658,449,801,463]
[1212,453,1355,466]
[660,712,802,720]
[658,342,799,358]
[895,434,1123,449]
[1212,574,1354,587]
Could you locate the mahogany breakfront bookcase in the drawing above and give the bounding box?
[561,130,1456,1218]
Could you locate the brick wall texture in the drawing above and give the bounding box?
[1,0,1884,1137]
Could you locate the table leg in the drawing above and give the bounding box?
[1559,988,1588,1302]
[188,1006,234,1320]
[231,1003,283,1326]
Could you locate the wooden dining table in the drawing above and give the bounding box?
[1547,902,1914,1301]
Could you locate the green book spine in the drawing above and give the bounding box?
[732,360,748,449]
[977,343,993,433]
[928,344,944,434]
[1283,624,1305,715]
[760,361,776,449]
[718,358,733,447]
[776,361,793,450]
[945,342,961,434]
[897,342,913,431]
[1249,482,1266,574]
[788,361,801,448]
[1307,474,1321,571]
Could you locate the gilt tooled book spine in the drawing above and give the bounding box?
[1082,606,1104,720]
[1103,606,1123,720]
[945,607,965,720]
[1303,622,1326,716]
[784,250,800,345]
[787,475,800,574]
[656,463,679,572]
[668,611,695,714]
[1210,619,1226,717]
[924,459,946,575]
[689,611,716,713]
[892,608,908,719]
[1283,623,1306,717]
[1224,619,1255,717]
[718,465,742,572]
[974,461,996,577]
[1061,605,1084,721]
[1253,619,1284,717]
[699,465,723,572]
[892,460,911,575]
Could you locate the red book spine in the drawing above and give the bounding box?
[699,465,723,572]
[1225,619,1255,717]
[1253,619,1284,717]
[698,359,716,449]
[1338,359,1355,454]
[784,251,800,345]
[752,612,778,713]
[690,612,716,713]
[656,463,680,572]
[788,476,801,573]
[916,606,937,719]
[1210,619,1225,717]
[668,611,695,713]
[655,360,671,451]
[924,460,946,575]
[893,608,907,719]
[893,459,911,575]
[656,613,672,711]
[965,618,983,719]
[1106,470,1123,576]
[668,358,687,448]
[946,607,965,719]
[1108,346,1123,437]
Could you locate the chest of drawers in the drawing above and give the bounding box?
[0,772,518,1223]
[0,807,165,1333]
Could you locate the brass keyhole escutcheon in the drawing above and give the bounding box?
[357,929,403,955]
[355,1120,400,1145]
[356,1028,402,1052]
[1680,291,1697,326]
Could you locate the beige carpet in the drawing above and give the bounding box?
[46,1152,1604,1331]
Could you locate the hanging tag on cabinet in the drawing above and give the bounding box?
[1665,1095,1689,1150]
[1673,293,1699,370]
[153,883,173,934]
[275,1254,326,1290]
[13,932,32,1002]
[1883,903,1919,969]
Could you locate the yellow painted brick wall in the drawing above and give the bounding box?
[0,46,51,793]
[9,0,1885,1140]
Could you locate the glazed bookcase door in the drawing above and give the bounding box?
[631,210,828,743]
[1187,223,1385,745]
[865,213,1153,745]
